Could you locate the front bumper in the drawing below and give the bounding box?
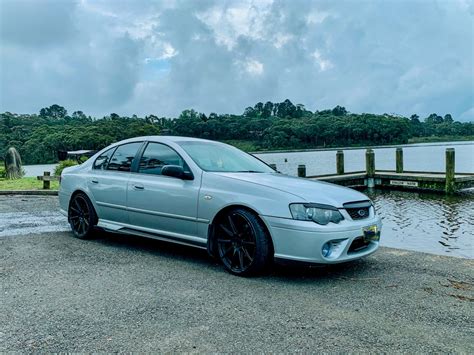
[261,214,382,264]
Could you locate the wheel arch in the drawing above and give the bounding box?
[68,189,98,222]
[206,204,275,258]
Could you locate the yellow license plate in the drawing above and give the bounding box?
[363,225,380,242]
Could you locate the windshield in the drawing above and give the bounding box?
[178,141,275,173]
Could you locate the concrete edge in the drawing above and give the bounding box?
[0,190,59,196]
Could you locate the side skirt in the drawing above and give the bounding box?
[97,219,207,250]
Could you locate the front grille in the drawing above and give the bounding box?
[348,237,370,253]
[343,200,372,220]
[346,207,370,220]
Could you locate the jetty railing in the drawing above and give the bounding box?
[270,148,474,194]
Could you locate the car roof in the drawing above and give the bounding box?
[115,136,221,145]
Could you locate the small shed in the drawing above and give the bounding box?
[58,149,96,163]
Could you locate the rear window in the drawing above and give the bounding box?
[93,147,116,170]
[106,142,142,172]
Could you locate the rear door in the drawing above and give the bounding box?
[88,142,143,224]
[127,142,201,239]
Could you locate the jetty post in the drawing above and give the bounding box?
[396,148,403,173]
[445,148,455,194]
[366,149,375,188]
[298,164,306,178]
[336,150,344,175]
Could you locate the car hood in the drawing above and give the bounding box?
[214,172,370,208]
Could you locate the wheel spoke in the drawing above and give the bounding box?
[228,215,238,235]
[219,224,234,237]
[238,249,245,270]
[217,238,232,243]
[242,240,255,246]
[222,245,233,257]
[70,206,81,214]
[74,199,81,212]
[242,246,254,262]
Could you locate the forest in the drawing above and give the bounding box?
[1,100,473,164]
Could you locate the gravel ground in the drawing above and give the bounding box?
[1,196,473,352]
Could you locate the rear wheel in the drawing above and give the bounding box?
[216,208,272,276]
[68,192,97,239]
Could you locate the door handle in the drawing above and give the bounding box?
[91,179,99,184]
[133,184,144,190]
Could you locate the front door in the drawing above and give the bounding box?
[127,142,201,240]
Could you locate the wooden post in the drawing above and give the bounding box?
[445,148,455,194]
[297,164,306,178]
[366,149,375,188]
[396,148,403,173]
[43,171,51,190]
[269,163,277,170]
[336,150,344,175]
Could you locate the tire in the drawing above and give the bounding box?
[68,192,97,239]
[215,208,273,276]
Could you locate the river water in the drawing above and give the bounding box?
[254,141,474,176]
[22,142,473,259]
[256,141,474,259]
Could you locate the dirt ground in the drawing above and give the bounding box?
[1,195,473,352]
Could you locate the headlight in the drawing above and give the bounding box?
[289,203,344,225]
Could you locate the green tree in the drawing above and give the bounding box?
[39,104,67,119]
[444,114,454,123]
[332,105,347,116]
[425,113,443,124]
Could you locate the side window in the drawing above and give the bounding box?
[138,143,187,175]
[107,142,142,172]
[93,147,116,170]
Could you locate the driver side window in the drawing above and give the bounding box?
[138,142,187,175]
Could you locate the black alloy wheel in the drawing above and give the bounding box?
[68,192,97,239]
[216,208,272,276]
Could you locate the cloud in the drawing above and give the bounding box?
[311,50,333,72]
[0,0,472,121]
[0,0,78,48]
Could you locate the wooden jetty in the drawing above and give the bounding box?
[272,148,474,194]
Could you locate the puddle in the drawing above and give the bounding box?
[0,211,69,237]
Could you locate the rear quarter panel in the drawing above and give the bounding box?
[59,165,97,216]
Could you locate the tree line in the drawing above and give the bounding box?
[1,100,473,164]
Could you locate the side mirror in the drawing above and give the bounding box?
[161,165,193,180]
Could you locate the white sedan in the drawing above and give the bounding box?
[59,136,381,276]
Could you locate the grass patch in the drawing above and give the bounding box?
[0,177,60,191]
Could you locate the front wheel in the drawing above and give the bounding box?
[68,192,97,239]
[215,208,273,276]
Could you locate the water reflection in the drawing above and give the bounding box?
[366,189,473,259]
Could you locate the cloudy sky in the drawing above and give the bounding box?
[0,0,473,121]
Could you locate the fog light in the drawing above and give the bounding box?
[322,242,331,257]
